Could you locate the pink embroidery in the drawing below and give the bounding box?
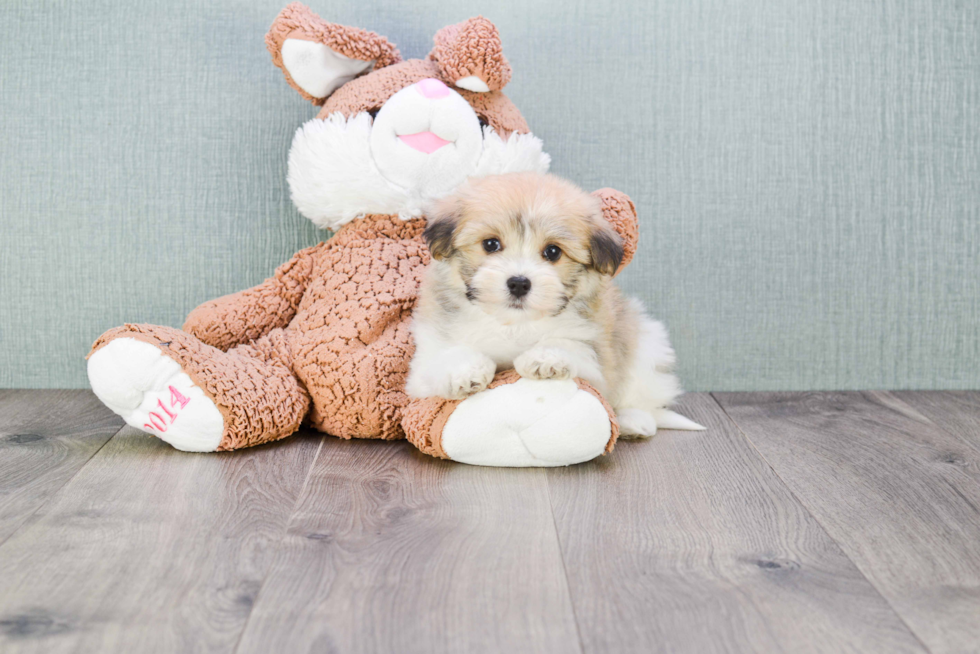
[170,385,190,409]
[157,398,177,421]
[143,386,192,433]
[145,413,167,432]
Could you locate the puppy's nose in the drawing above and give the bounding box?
[416,78,450,99]
[507,276,532,298]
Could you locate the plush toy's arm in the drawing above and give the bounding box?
[183,243,323,351]
[591,188,639,277]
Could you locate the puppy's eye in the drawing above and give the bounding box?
[543,244,562,262]
[478,116,490,129]
[368,109,380,120]
[482,238,502,253]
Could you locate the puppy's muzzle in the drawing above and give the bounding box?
[507,276,531,299]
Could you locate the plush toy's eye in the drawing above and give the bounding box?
[482,238,502,253]
[543,244,562,262]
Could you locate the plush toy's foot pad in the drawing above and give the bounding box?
[88,337,224,452]
[441,378,612,467]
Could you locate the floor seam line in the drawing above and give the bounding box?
[230,435,327,654]
[0,421,127,550]
[545,471,588,654]
[708,392,935,654]
[881,390,980,459]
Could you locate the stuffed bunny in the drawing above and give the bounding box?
[87,2,659,466]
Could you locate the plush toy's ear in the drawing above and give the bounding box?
[591,189,639,277]
[428,17,512,93]
[266,3,401,105]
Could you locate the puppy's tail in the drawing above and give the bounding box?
[656,409,706,431]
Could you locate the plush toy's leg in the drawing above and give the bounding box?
[401,370,618,467]
[87,324,309,452]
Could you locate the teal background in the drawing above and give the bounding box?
[1,0,978,390]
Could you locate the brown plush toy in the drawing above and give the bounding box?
[86,3,641,466]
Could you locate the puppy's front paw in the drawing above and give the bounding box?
[515,347,576,381]
[408,351,497,400]
[445,355,497,400]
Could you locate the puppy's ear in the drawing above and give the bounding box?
[424,197,462,260]
[590,188,638,276]
[589,221,624,276]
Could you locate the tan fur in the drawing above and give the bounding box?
[588,286,640,407]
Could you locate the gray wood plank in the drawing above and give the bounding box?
[0,390,124,545]
[0,426,320,654]
[549,393,926,654]
[892,391,980,454]
[236,438,581,654]
[716,391,980,654]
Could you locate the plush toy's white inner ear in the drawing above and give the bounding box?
[281,38,375,99]
[455,75,490,93]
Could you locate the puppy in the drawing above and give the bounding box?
[405,172,703,437]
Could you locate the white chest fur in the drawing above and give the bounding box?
[439,304,599,368]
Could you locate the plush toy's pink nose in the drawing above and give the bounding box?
[416,78,450,99]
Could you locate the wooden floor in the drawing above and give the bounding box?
[0,391,978,653]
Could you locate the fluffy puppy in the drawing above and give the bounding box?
[406,172,703,437]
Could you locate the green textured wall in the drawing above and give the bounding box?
[1,0,978,390]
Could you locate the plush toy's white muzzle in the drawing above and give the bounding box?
[370,79,484,196]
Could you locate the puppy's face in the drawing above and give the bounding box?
[424,173,624,323]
